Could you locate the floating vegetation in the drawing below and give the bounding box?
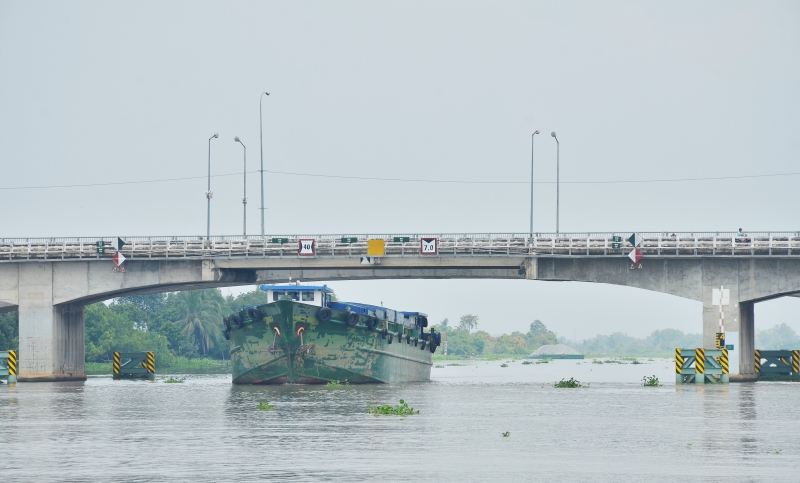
[163,377,185,383]
[630,359,643,365]
[256,402,275,410]
[535,358,552,364]
[502,431,510,437]
[521,361,532,365]
[500,363,508,367]
[554,377,582,388]
[446,363,465,366]
[642,375,660,387]
[592,359,603,364]
[368,399,419,415]
[325,379,349,387]
[434,365,445,368]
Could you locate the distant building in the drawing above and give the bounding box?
[527,344,584,360]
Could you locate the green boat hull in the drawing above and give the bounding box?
[229,301,433,384]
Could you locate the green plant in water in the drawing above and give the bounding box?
[256,402,275,410]
[642,375,660,387]
[554,377,582,388]
[368,399,419,415]
[521,361,532,365]
[434,365,444,368]
[500,363,508,367]
[325,379,348,387]
[446,363,465,366]
[163,377,185,383]
[502,431,510,437]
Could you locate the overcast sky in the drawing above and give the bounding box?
[1,1,798,338]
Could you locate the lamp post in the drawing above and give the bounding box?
[206,133,218,246]
[551,131,560,234]
[530,130,539,236]
[259,91,270,237]
[234,136,247,237]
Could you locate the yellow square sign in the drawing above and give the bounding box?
[367,239,385,256]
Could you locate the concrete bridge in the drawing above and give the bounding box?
[1,232,799,381]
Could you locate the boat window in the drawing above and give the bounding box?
[301,292,314,302]
[272,292,283,301]
[287,291,299,301]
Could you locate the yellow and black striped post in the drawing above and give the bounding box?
[792,350,799,375]
[720,349,729,383]
[754,350,761,373]
[113,351,121,379]
[675,348,683,374]
[695,348,705,383]
[145,351,155,373]
[7,349,17,384]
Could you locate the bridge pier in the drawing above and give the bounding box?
[17,263,86,382]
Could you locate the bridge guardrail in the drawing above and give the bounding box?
[1,232,799,262]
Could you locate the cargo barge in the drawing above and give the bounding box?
[223,285,440,384]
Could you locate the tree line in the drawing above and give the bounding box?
[1,295,799,360]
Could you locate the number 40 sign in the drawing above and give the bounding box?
[298,239,316,256]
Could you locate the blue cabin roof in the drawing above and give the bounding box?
[259,284,334,293]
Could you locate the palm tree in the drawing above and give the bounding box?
[175,289,224,355]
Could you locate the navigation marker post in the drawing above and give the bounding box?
[712,285,730,350]
[611,235,622,250]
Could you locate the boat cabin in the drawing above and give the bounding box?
[259,284,334,307]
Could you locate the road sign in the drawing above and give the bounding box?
[360,256,375,265]
[367,239,385,256]
[420,237,438,255]
[340,237,358,244]
[627,233,642,247]
[725,344,734,350]
[629,263,643,270]
[116,237,126,251]
[112,266,126,273]
[271,238,289,244]
[611,243,621,249]
[393,237,410,243]
[298,239,315,256]
[627,248,642,263]
[96,241,105,254]
[715,332,725,349]
[612,236,622,242]
[112,251,126,266]
[712,288,730,306]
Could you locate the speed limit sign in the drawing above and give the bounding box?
[298,239,316,256]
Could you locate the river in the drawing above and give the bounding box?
[1,358,798,482]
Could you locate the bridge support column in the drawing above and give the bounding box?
[17,263,86,382]
[738,301,755,376]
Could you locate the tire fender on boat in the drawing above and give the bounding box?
[345,313,359,327]
[316,307,332,322]
[230,313,244,328]
[366,316,379,330]
[247,307,263,322]
[420,339,426,350]
[387,333,394,344]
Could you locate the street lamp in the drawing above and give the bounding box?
[551,131,560,234]
[259,91,270,237]
[530,130,539,236]
[235,136,247,237]
[206,133,218,246]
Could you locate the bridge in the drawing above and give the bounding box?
[1,231,799,381]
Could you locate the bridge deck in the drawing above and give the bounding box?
[1,232,798,262]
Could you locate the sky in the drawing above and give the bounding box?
[1,1,798,339]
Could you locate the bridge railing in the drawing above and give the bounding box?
[1,232,798,262]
